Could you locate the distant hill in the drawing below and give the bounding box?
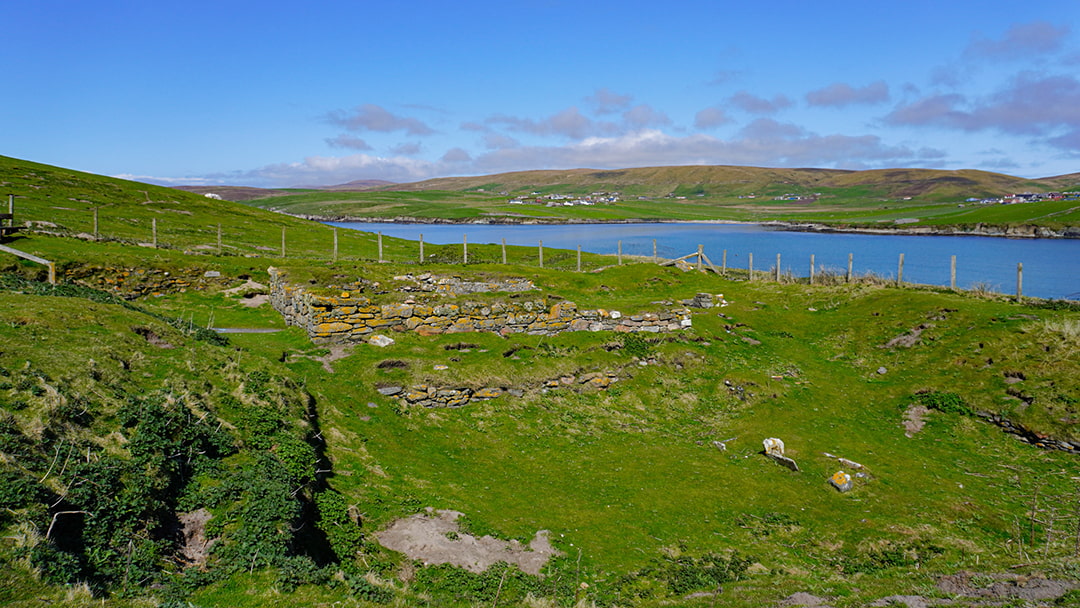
[174,179,396,201]
[320,178,397,191]
[174,165,1073,203]
[174,185,299,201]
[376,164,1056,201]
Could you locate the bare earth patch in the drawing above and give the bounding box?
[177,508,214,567]
[936,571,1078,603]
[375,508,560,575]
[882,323,931,349]
[778,592,832,607]
[222,279,268,296]
[239,293,269,308]
[903,404,929,437]
[316,344,354,373]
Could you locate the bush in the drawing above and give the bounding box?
[913,391,972,416]
[621,332,655,358]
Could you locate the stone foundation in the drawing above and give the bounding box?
[269,268,692,343]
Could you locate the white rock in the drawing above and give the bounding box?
[369,335,395,347]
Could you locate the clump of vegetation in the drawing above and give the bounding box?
[912,390,973,415]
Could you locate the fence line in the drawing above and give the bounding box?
[11,208,1037,299]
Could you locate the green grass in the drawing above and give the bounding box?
[2,155,1080,607]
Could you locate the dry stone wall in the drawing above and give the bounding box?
[268,268,692,344]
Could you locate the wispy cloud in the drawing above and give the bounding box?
[884,72,1080,151]
[728,91,793,114]
[585,88,633,114]
[693,107,734,130]
[622,104,672,129]
[325,104,436,136]
[806,81,890,107]
[389,142,423,156]
[964,21,1070,60]
[325,134,373,150]
[486,107,617,139]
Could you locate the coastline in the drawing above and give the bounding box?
[297,213,1080,239]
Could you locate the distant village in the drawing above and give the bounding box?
[960,191,1080,206]
[500,189,1080,208]
[507,192,621,207]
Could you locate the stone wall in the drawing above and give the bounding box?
[268,268,692,343]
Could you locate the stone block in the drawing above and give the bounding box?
[829,471,853,492]
[473,387,504,400]
[381,304,414,319]
[569,319,591,331]
[315,322,353,334]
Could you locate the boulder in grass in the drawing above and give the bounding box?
[369,334,395,347]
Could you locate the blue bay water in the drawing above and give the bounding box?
[328,222,1080,301]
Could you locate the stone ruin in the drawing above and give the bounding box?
[268,268,693,344]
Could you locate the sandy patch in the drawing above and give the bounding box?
[375,508,560,575]
[903,404,929,437]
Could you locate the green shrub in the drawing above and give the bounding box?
[314,489,364,560]
[913,391,972,416]
[621,332,655,358]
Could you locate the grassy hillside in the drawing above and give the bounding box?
[2,156,1080,607]
[227,164,1080,229]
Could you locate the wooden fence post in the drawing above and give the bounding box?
[722,250,727,275]
[501,238,507,264]
[897,253,905,285]
[653,239,657,263]
[617,240,622,265]
[539,240,544,268]
[775,253,781,282]
[697,244,703,271]
[419,233,424,263]
[577,245,581,272]
[951,255,956,289]
[749,252,754,281]
[332,227,338,262]
[847,253,853,283]
[1017,262,1023,299]
[152,218,158,248]
[809,254,815,285]
[377,231,383,262]
[463,234,468,264]
[217,223,223,255]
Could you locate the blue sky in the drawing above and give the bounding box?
[5,0,1080,187]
